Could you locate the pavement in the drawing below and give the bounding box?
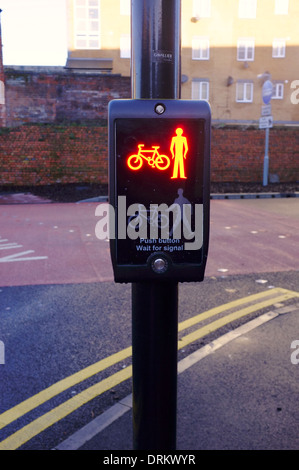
[1,190,299,451]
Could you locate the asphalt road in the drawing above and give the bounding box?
[0,197,299,451]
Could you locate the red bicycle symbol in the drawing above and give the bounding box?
[127,144,170,171]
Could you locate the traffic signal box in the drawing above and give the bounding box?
[108,99,211,283]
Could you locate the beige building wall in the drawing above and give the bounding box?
[66,0,299,124]
[66,0,131,76]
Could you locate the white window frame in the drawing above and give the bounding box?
[120,0,130,15]
[275,0,289,15]
[238,0,257,18]
[192,79,209,101]
[237,38,255,61]
[120,34,131,58]
[272,39,286,58]
[272,82,284,99]
[192,36,210,60]
[236,81,253,102]
[192,0,211,18]
[74,0,101,50]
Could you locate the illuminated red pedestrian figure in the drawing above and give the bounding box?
[170,127,188,179]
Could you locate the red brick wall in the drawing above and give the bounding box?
[0,125,108,185]
[0,124,298,186]
[1,68,297,186]
[212,127,299,182]
[4,68,131,126]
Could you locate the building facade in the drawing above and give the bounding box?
[66,0,299,124]
[66,0,131,76]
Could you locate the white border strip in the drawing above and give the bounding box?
[54,311,278,450]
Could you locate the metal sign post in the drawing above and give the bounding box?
[260,80,273,186]
[130,0,181,450]
[263,127,270,186]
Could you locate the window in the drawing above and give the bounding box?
[192,37,210,60]
[275,0,289,15]
[236,81,253,102]
[74,0,100,50]
[193,0,211,18]
[272,39,286,58]
[192,79,209,100]
[272,82,284,99]
[120,34,131,58]
[237,38,255,61]
[120,0,130,15]
[238,0,257,18]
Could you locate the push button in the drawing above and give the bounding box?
[151,256,168,274]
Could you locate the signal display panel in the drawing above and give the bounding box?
[109,99,211,282]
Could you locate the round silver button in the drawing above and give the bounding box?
[155,104,165,115]
[152,257,168,273]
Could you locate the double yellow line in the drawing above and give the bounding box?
[1,287,298,450]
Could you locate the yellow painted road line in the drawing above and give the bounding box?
[0,288,296,431]
[178,291,297,350]
[0,365,132,450]
[0,346,132,430]
[1,287,299,449]
[4,291,277,430]
[178,287,288,332]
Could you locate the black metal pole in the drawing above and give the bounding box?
[131,0,181,450]
[131,0,181,100]
[132,282,178,450]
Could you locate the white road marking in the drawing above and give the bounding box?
[0,235,48,263]
[0,250,48,262]
[0,243,23,250]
